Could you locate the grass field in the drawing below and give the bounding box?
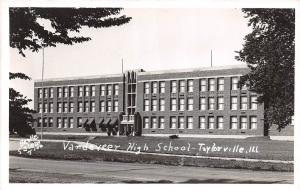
[10,135,294,161]
[9,136,294,171]
[88,136,293,161]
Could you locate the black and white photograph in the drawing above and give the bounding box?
[0,0,298,189]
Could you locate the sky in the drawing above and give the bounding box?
[10,8,252,108]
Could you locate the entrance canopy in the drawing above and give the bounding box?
[97,118,104,126]
[81,118,88,126]
[110,118,118,126]
[87,118,95,125]
[103,118,111,125]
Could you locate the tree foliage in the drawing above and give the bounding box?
[236,9,295,131]
[9,73,36,136]
[10,8,132,56]
[9,8,131,136]
[9,72,31,80]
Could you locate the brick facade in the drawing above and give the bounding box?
[33,65,293,137]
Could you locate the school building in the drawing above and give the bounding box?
[33,65,294,138]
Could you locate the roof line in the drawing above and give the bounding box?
[137,64,248,76]
[34,73,123,83]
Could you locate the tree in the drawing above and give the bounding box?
[236,9,295,134]
[10,8,132,56]
[9,8,131,136]
[9,73,36,136]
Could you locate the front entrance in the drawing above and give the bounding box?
[120,124,134,136]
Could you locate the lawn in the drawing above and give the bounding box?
[9,137,294,171]
[88,136,293,161]
[10,135,294,161]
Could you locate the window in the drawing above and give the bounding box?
[199,116,206,129]
[107,85,112,96]
[84,101,89,112]
[240,116,247,129]
[159,117,165,129]
[144,117,149,129]
[178,116,185,129]
[38,88,42,98]
[171,81,177,93]
[231,96,238,110]
[231,77,239,90]
[179,80,185,93]
[100,101,105,112]
[84,86,89,96]
[57,87,62,98]
[171,98,177,111]
[250,116,257,129]
[208,116,214,129]
[49,102,53,113]
[77,118,82,128]
[57,118,62,128]
[107,101,112,112]
[100,85,105,96]
[63,118,68,128]
[57,102,62,113]
[187,116,193,129]
[49,88,54,98]
[91,85,96,96]
[230,116,238,129]
[144,99,150,111]
[241,96,248,110]
[200,79,207,92]
[187,80,193,92]
[208,97,215,110]
[144,82,150,94]
[49,118,53,127]
[152,82,158,94]
[43,103,48,113]
[37,118,41,127]
[63,87,68,97]
[179,98,185,111]
[43,88,48,98]
[187,98,193,111]
[208,78,215,91]
[90,101,95,112]
[159,81,165,93]
[68,118,73,128]
[152,99,158,111]
[114,100,118,112]
[42,118,47,127]
[241,83,248,90]
[151,117,157,129]
[200,97,206,111]
[62,102,67,113]
[78,102,83,112]
[78,86,83,97]
[69,102,74,112]
[217,97,224,110]
[114,84,119,95]
[217,116,223,129]
[218,78,224,91]
[69,86,74,97]
[170,117,176,129]
[37,103,41,113]
[250,96,258,110]
[159,99,165,111]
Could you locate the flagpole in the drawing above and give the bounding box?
[40,47,45,140]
